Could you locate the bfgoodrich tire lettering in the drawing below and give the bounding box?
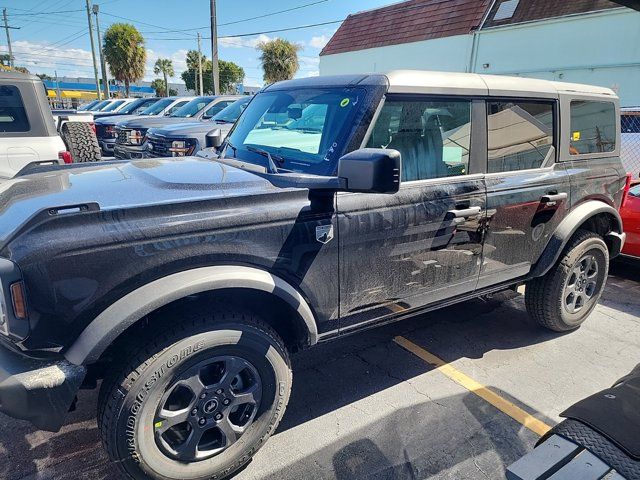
[98,312,292,480]
[526,229,609,332]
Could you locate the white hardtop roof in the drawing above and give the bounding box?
[384,70,617,99]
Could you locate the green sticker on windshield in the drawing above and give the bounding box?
[340,98,350,107]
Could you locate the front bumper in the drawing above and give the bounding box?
[114,143,147,159]
[0,345,86,431]
[98,138,116,154]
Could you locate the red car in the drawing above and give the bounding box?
[621,177,640,257]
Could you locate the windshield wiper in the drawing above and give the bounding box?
[245,145,280,174]
[221,140,237,158]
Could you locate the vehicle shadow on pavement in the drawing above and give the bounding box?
[279,291,561,434]
[260,392,539,480]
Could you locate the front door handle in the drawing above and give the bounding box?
[541,192,568,205]
[447,206,481,218]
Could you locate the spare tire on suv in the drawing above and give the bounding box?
[61,121,102,163]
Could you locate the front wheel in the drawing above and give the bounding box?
[98,312,292,480]
[525,229,609,332]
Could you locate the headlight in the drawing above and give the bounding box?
[105,126,116,138]
[169,140,192,157]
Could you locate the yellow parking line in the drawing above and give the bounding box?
[393,336,552,437]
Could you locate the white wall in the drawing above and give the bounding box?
[320,8,640,106]
[473,8,640,106]
[320,34,473,75]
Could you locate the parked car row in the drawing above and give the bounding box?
[93,94,250,158]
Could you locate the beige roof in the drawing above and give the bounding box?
[384,70,618,98]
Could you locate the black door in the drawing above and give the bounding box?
[479,99,571,288]
[337,96,486,333]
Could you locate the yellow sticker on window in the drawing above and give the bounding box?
[572,131,581,141]
[340,98,350,107]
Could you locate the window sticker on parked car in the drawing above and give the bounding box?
[572,131,581,141]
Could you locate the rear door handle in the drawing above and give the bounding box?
[541,192,568,205]
[447,206,481,218]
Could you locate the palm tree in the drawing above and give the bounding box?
[256,39,301,84]
[154,58,174,98]
[103,23,146,97]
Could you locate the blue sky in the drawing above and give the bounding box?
[1,0,392,86]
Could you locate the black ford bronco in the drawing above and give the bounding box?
[0,72,627,480]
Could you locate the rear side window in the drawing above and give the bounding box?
[366,98,472,181]
[487,101,554,173]
[0,85,30,133]
[569,100,616,155]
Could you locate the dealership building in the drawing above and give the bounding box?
[319,0,640,107]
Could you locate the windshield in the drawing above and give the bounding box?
[170,97,215,118]
[88,100,110,111]
[202,99,235,119]
[119,98,155,114]
[79,100,99,111]
[212,97,251,123]
[225,87,375,176]
[101,100,126,112]
[141,98,174,115]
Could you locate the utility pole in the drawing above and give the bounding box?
[2,9,19,68]
[93,4,109,100]
[54,70,62,108]
[197,32,204,95]
[85,0,102,100]
[210,0,219,94]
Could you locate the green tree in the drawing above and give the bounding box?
[151,78,167,97]
[185,49,204,71]
[0,53,10,67]
[153,58,174,98]
[219,60,245,94]
[256,38,301,84]
[103,23,146,96]
[181,55,244,94]
[169,87,178,96]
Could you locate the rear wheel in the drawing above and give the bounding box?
[61,121,101,163]
[98,311,292,480]
[526,229,609,332]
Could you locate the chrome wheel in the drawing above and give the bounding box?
[154,356,262,462]
[563,253,600,314]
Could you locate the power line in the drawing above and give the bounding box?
[9,9,84,16]
[138,0,330,34]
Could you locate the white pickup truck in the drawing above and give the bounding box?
[0,70,101,178]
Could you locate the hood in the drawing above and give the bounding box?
[150,121,233,138]
[118,116,198,129]
[95,114,143,126]
[0,157,285,248]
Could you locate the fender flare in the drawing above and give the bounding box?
[530,201,624,278]
[65,265,318,366]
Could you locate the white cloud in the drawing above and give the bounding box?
[220,34,274,49]
[308,35,329,50]
[1,40,191,85]
[1,40,94,77]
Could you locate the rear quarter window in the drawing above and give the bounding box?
[569,100,616,155]
[0,85,30,133]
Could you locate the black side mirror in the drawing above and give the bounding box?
[205,129,223,148]
[337,148,401,194]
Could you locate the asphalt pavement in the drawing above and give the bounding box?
[0,260,638,480]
